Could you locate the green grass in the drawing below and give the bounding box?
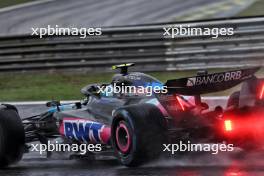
[0,72,112,101]
[0,71,193,101]
[0,68,263,101]
[0,0,35,8]
[238,0,264,17]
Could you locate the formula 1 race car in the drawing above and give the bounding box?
[0,63,263,167]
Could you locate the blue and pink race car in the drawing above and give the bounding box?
[0,63,263,167]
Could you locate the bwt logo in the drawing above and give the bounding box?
[61,119,110,144]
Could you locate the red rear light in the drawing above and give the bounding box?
[176,96,185,111]
[224,120,233,132]
[259,83,264,99]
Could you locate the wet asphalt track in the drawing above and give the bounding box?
[0,104,259,176]
[0,0,227,35]
[2,150,264,176]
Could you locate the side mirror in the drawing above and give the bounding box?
[81,84,101,99]
[46,100,60,107]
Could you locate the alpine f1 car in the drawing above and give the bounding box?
[0,63,263,167]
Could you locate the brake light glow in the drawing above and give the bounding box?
[259,83,264,99]
[176,96,185,111]
[224,120,233,132]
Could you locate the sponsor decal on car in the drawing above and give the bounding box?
[186,70,242,87]
[59,118,111,144]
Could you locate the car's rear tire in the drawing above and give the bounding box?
[0,104,25,168]
[111,104,167,167]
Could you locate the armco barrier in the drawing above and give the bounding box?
[0,16,263,72]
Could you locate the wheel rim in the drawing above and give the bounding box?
[115,121,131,154]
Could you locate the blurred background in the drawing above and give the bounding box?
[0,2,264,176]
[0,0,263,101]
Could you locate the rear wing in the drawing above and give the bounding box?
[165,67,260,95]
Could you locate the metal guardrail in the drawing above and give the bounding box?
[0,16,264,72]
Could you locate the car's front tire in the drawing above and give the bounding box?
[111,104,167,167]
[0,104,25,168]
